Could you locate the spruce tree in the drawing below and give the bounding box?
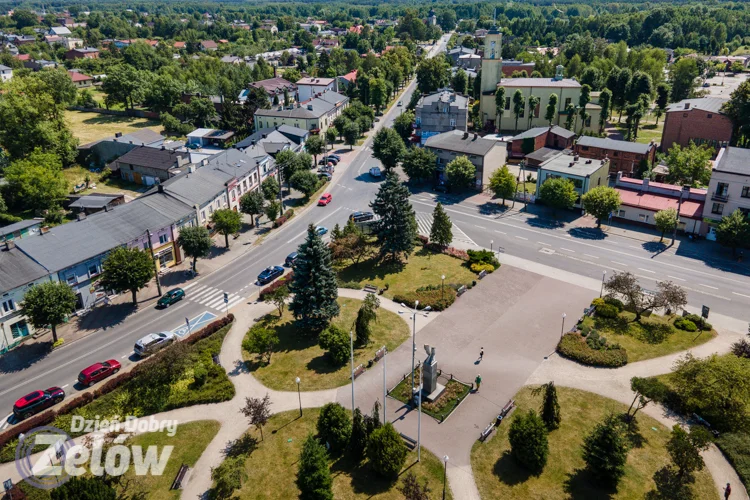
[367,423,408,479]
[297,434,333,500]
[430,202,453,248]
[540,382,561,430]
[582,414,629,487]
[508,410,549,474]
[349,408,368,461]
[290,225,340,333]
[371,171,417,261]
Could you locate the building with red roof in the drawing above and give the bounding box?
[67,70,94,88]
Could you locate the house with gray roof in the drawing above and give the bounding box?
[536,153,610,208]
[0,219,42,242]
[80,128,166,167]
[702,147,750,241]
[254,91,349,134]
[109,145,191,185]
[415,89,469,145]
[574,136,656,176]
[235,125,309,150]
[661,96,733,152]
[424,130,508,190]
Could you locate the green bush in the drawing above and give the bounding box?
[557,333,628,367]
[674,318,697,332]
[715,432,750,491]
[338,280,363,289]
[318,324,350,366]
[603,297,624,311]
[466,249,500,269]
[316,403,352,453]
[470,263,495,274]
[596,303,619,319]
[393,286,456,311]
[367,423,407,478]
[193,363,208,387]
[682,313,712,331]
[591,298,606,308]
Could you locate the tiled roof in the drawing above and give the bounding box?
[499,77,581,88]
[67,71,92,82]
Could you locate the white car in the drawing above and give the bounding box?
[134,332,175,357]
[369,167,382,178]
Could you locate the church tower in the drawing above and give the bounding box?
[480,26,503,95]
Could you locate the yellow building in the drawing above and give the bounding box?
[478,29,600,134]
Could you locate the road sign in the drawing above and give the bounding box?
[702,305,710,319]
[224,292,229,304]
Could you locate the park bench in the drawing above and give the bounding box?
[499,399,515,419]
[374,347,386,362]
[363,284,379,293]
[171,464,189,490]
[479,422,495,442]
[353,364,365,379]
[456,285,467,297]
[478,270,488,279]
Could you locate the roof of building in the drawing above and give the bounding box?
[0,246,49,293]
[539,153,609,177]
[448,46,475,55]
[714,146,750,176]
[502,60,536,66]
[525,147,566,164]
[49,26,72,35]
[201,40,218,49]
[249,77,297,95]
[512,125,575,141]
[114,146,188,171]
[576,136,654,155]
[339,70,357,83]
[235,125,308,149]
[296,77,335,86]
[418,89,469,109]
[255,91,348,120]
[0,64,10,71]
[67,71,92,82]
[498,77,581,88]
[616,177,705,196]
[616,183,704,219]
[173,41,186,48]
[666,96,728,114]
[71,47,98,53]
[68,194,122,210]
[424,130,499,156]
[0,219,42,238]
[111,128,164,146]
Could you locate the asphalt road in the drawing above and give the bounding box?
[0,34,452,426]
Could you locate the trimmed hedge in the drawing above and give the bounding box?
[557,333,628,367]
[596,303,619,319]
[715,433,750,491]
[466,249,500,269]
[470,263,495,274]
[682,313,712,331]
[259,273,293,300]
[393,286,457,311]
[674,318,697,332]
[273,209,295,228]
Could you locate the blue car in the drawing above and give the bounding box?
[316,226,328,236]
[257,265,285,285]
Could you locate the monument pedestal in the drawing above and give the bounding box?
[424,383,445,403]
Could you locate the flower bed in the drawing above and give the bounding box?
[557,332,628,367]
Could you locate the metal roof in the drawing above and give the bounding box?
[425,130,499,156]
[539,153,609,177]
[714,146,750,176]
[0,246,49,293]
[576,136,654,155]
[114,146,189,171]
[666,97,728,114]
[68,194,122,209]
[0,219,41,238]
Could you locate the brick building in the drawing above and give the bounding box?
[574,136,656,176]
[660,97,733,152]
[509,125,575,158]
[501,60,536,77]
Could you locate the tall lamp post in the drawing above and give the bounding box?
[600,270,607,298]
[442,455,449,500]
[146,230,163,297]
[490,240,494,253]
[350,329,355,411]
[401,301,431,396]
[441,275,445,301]
[295,377,302,417]
[561,313,567,339]
[382,346,387,424]
[417,361,422,462]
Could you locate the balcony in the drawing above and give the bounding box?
[711,192,729,203]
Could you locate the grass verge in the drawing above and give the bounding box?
[244,298,409,392]
[470,386,718,500]
[65,110,163,144]
[63,166,147,199]
[228,408,452,499]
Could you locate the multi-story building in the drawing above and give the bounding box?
[296,77,336,102]
[702,147,750,241]
[574,136,657,176]
[414,89,469,144]
[64,47,99,60]
[424,130,508,190]
[661,97,733,152]
[111,146,191,185]
[254,91,349,134]
[501,60,536,77]
[536,153,610,208]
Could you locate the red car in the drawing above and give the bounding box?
[13,387,65,420]
[318,193,332,206]
[78,360,122,387]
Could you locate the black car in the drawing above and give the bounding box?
[285,252,298,267]
[349,211,375,223]
[257,265,285,285]
[319,157,338,166]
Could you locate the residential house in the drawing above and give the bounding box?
[254,91,349,134]
[68,70,93,88]
[660,97,732,152]
[0,243,51,353]
[447,46,476,66]
[259,21,278,34]
[220,55,242,65]
[79,128,166,167]
[0,64,11,82]
[173,41,186,50]
[110,146,191,185]
[200,40,218,51]
[424,130,508,190]
[510,125,575,158]
[186,128,235,148]
[24,59,57,71]
[235,125,309,151]
[67,194,126,215]
[11,35,37,46]
[702,147,750,241]
[246,77,297,104]
[574,136,657,176]
[62,37,83,50]
[296,77,336,102]
[613,174,705,234]
[44,35,62,46]
[0,220,42,242]
[65,47,99,60]
[337,70,357,91]
[414,89,469,144]
[535,153,610,208]
[457,53,481,70]
[524,147,569,168]
[47,26,72,37]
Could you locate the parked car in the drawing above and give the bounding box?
[157,288,185,308]
[13,387,65,420]
[318,164,335,174]
[369,167,382,178]
[285,252,298,267]
[257,265,285,285]
[318,193,333,206]
[78,360,121,387]
[434,183,450,193]
[397,100,403,106]
[134,332,175,357]
[327,154,341,161]
[319,157,338,166]
[349,211,375,223]
[318,172,332,181]
[316,226,328,236]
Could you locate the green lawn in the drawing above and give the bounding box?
[517,181,537,195]
[579,312,716,362]
[122,420,221,500]
[230,408,452,500]
[63,165,147,199]
[244,298,409,392]
[336,248,476,300]
[66,109,163,145]
[611,115,664,145]
[471,386,718,500]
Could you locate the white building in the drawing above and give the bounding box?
[296,77,336,102]
[0,64,12,83]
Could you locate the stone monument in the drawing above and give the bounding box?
[421,344,445,403]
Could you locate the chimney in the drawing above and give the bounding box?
[684,102,690,110]
[5,240,15,250]
[77,212,87,221]
[273,66,277,78]
[158,184,164,193]
[307,104,313,110]
[473,133,478,140]
[189,165,196,173]
[161,145,165,150]
[573,154,580,161]
[642,178,650,192]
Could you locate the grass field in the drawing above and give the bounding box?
[579,312,716,362]
[66,110,163,145]
[244,297,409,392]
[471,386,718,500]
[611,114,664,145]
[230,408,452,500]
[336,248,476,299]
[63,165,147,199]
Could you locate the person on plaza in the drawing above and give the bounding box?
[475,374,482,391]
[724,483,731,499]
[479,347,484,361]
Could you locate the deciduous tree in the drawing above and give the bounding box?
[22,281,77,343]
[177,225,212,273]
[211,208,242,248]
[100,247,155,305]
[402,147,436,184]
[305,135,325,166]
[393,111,415,144]
[51,476,116,500]
[290,170,320,199]
[722,80,750,146]
[240,393,272,441]
[489,165,517,206]
[599,89,612,134]
[539,177,578,215]
[343,121,360,150]
[451,68,468,95]
[581,186,621,227]
[664,142,713,187]
[445,155,476,189]
[3,149,67,212]
[654,208,678,243]
[716,209,750,257]
[261,177,280,202]
[604,272,687,321]
[239,190,265,226]
[399,472,432,500]
[372,128,406,170]
[655,83,670,126]
[242,326,279,365]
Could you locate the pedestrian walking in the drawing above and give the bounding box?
[479,347,484,361]
[724,483,731,499]
[475,374,482,392]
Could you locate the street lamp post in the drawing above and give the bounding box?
[561,313,567,339]
[407,300,419,396]
[600,270,607,298]
[441,275,445,301]
[490,240,494,254]
[295,377,302,417]
[350,329,355,411]
[442,455,449,500]
[417,361,422,462]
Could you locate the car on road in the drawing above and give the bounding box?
[134,332,175,357]
[318,193,333,206]
[397,101,403,106]
[78,360,122,387]
[257,265,285,285]
[13,387,65,420]
[349,211,375,223]
[157,288,185,308]
[369,167,382,178]
[316,226,328,236]
[285,252,298,267]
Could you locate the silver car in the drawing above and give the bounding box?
[134,332,175,357]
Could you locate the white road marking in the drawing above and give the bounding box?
[611,261,628,267]
[537,242,550,246]
[560,248,575,253]
[637,268,656,273]
[181,282,199,291]
[285,206,343,244]
[515,236,528,240]
[121,355,128,359]
[583,253,599,259]
[61,384,69,389]
[475,225,486,229]
[495,230,506,235]
[667,275,686,281]
[699,284,719,290]
[226,296,244,309]
[732,292,750,299]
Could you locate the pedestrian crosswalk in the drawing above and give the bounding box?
[180,282,245,311]
[415,212,476,246]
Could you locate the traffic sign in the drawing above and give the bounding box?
[702,305,710,319]
[224,292,229,304]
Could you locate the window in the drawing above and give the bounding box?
[2,299,15,314]
[742,186,750,198]
[707,114,713,118]
[616,209,626,217]
[639,214,649,222]
[143,242,148,250]
[66,274,77,285]
[711,203,724,215]
[564,97,571,108]
[504,97,510,111]
[716,183,729,197]
[582,146,589,151]
[449,119,456,127]
[201,210,206,221]
[159,234,169,245]
[613,151,620,157]
[88,264,99,276]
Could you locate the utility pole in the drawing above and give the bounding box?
[673,186,690,243]
[417,360,422,462]
[145,230,163,297]
[521,161,527,211]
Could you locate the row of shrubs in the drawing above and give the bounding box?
[0,315,235,460]
[466,249,500,272]
[675,313,712,332]
[273,208,295,229]
[557,333,628,368]
[259,272,293,300]
[415,234,470,261]
[393,285,457,311]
